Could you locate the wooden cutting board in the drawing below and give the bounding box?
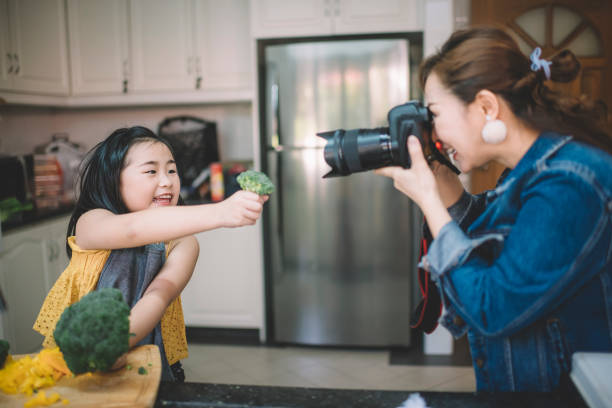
[0,344,161,408]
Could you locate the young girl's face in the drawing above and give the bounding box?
[120,141,180,212]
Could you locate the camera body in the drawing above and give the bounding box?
[317,101,458,178]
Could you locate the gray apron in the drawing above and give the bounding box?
[95,242,177,381]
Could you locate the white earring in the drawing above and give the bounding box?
[481,115,507,144]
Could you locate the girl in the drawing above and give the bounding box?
[34,126,267,381]
[376,27,612,391]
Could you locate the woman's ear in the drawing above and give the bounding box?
[475,89,500,119]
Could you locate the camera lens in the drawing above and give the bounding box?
[319,127,396,178]
[317,101,432,178]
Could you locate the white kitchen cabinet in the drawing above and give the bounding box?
[0,0,69,95]
[129,0,195,92]
[0,215,70,354]
[193,0,252,93]
[130,0,252,94]
[0,0,11,90]
[250,0,423,38]
[67,0,129,95]
[181,225,263,329]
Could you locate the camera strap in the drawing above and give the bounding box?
[410,221,443,334]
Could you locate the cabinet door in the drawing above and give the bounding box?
[334,0,423,34]
[0,0,11,90]
[130,0,194,91]
[0,226,49,353]
[45,216,70,291]
[250,0,332,38]
[181,226,263,328]
[8,0,70,95]
[67,0,129,95]
[194,0,251,92]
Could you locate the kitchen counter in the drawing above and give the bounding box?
[155,382,588,408]
[1,204,74,233]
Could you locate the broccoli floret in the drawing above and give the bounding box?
[53,288,131,375]
[236,170,275,195]
[0,339,9,368]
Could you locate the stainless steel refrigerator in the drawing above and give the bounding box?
[260,36,423,347]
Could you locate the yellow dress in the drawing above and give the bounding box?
[33,236,188,365]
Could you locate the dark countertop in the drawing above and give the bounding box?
[1,204,74,233]
[155,382,588,408]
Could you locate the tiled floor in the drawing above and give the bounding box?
[182,343,476,392]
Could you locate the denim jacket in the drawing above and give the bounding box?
[422,132,612,392]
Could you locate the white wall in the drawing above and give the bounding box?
[0,103,253,160]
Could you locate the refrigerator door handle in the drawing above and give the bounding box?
[269,74,285,256]
[271,77,283,150]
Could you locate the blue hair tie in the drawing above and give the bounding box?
[530,47,552,80]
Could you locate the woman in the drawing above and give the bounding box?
[376,26,612,392]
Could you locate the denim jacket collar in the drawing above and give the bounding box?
[487,132,573,201]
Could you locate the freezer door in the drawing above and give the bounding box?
[268,147,419,346]
[265,39,409,148]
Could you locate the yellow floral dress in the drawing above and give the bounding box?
[33,236,188,365]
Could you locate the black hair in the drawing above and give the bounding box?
[66,126,178,257]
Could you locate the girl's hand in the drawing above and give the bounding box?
[110,352,127,371]
[374,136,440,209]
[217,190,268,228]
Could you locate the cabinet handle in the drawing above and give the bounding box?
[48,241,56,262]
[122,59,129,78]
[6,53,12,74]
[195,56,202,75]
[123,79,128,93]
[13,54,19,74]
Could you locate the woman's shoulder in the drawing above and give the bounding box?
[522,135,612,203]
[552,136,612,188]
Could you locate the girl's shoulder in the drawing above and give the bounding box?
[68,236,111,256]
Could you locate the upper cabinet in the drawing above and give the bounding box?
[129,0,194,92]
[67,0,129,95]
[251,0,423,38]
[194,0,252,93]
[129,0,252,94]
[0,0,69,95]
[0,0,252,105]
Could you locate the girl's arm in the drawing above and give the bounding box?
[76,190,267,250]
[128,234,199,347]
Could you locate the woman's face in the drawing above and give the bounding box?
[424,72,487,172]
[119,141,180,212]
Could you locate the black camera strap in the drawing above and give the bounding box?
[410,220,443,334]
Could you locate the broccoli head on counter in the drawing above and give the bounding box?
[53,288,131,375]
[236,170,275,195]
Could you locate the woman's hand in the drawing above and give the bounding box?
[374,136,440,209]
[217,190,268,228]
[374,136,452,238]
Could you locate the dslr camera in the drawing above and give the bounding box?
[317,101,459,178]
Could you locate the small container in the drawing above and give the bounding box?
[210,162,224,202]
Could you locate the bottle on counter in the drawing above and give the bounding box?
[210,162,224,202]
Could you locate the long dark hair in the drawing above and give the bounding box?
[66,126,178,257]
[419,26,611,155]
